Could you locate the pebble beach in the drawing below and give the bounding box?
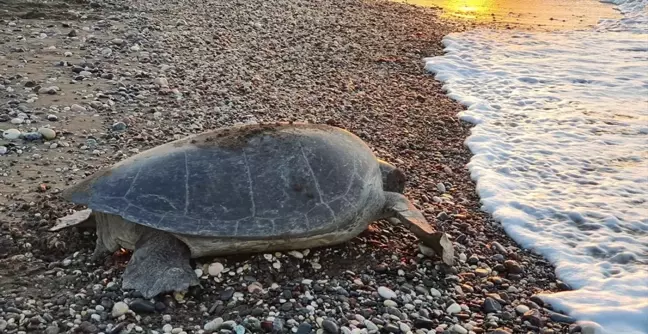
[0,0,584,333]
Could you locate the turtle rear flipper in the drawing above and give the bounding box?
[383,192,454,266]
[122,229,199,299]
[49,209,95,232]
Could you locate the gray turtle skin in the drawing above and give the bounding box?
[56,123,453,298]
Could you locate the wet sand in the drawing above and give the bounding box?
[392,0,622,30]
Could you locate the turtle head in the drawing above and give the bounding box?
[378,159,406,194]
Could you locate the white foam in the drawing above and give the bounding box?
[424,1,648,333]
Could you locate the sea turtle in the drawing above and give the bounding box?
[53,123,454,298]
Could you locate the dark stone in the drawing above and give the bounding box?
[413,318,435,329]
[100,299,113,310]
[22,132,43,141]
[387,307,404,320]
[321,319,339,334]
[0,114,10,122]
[529,296,545,307]
[111,122,127,132]
[107,322,126,334]
[500,312,515,320]
[549,312,576,324]
[77,321,98,333]
[251,308,264,316]
[220,287,235,301]
[129,300,155,313]
[154,302,166,312]
[527,301,541,310]
[68,29,77,37]
[24,81,36,87]
[483,297,502,313]
[493,264,506,272]
[295,323,312,334]
[491,254,505,262]
[280,302,293,311]
[557,281,571,291]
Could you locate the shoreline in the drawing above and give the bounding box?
[0,0,580,333]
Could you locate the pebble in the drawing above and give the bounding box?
[430,288,441,297]
[0,146,7,155]
[296,323,312,334]
[446,303,462,314]
[162,324,173,333]
[38,127,56,140]
[451,324,467,334]
[71,104,87,112]
[38,86,59,94]
[522,309,544,327]
[208,262,224,276]
[548,312,575,324]
[483,297,502,313]
[489,328,512,334]
[504,260,523,273]
[102,47,113,57]
[111,302,129,317]
[112,122,127,132]
[383,299,398,307]
[45,325,59,334]
[321,319,339,334]
[204,318,223,332]
[515,305,530,314]
[364,320,378,334]
[129,299,155,313]
[377,286,397,299]
[3,129,21,140]
[155,77,170,88]
[288,250,304,259]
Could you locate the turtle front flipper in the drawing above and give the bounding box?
[383,192,454,266]
[122,229,199,299]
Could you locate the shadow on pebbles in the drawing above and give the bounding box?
[0,0,578,333]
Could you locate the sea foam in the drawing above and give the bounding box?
[424,1,648,333]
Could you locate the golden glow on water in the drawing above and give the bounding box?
[392,0,623,30]
[443,0,495,19]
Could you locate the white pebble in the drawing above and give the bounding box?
[288,250,304,259]
[446,302,461,314]
[451,324,467,334]
[208,262,224,276]
[377,286,397,300]
[111,302,129,317]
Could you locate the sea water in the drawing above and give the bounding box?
[424,1,648,333]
